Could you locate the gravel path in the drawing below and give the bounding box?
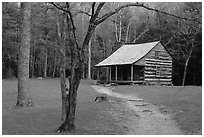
[92,85,183,135]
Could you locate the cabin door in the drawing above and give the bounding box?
[133,65,145,81]
[117,65,131,81]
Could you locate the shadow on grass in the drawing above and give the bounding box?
[2,79,126,135]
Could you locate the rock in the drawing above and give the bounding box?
[104,83,112,87]
[94,96,108,103]
[128,99,144,102]
[143,109,152,112]
[135,114,140,117]
[134,103,149,106]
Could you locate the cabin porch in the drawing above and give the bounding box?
[97,64,145,84]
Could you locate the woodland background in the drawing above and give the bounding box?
[2,2,202,86]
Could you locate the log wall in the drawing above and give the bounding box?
[135,42,172,85]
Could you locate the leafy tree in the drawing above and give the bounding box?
[173,2,201,85]
[31,3,60,78]
[2,2,20,78]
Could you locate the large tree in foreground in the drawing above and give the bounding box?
[16,2,33,107]
[50,2,201,132]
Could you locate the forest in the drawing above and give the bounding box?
[2,2,202,134]
[2,2,202,86]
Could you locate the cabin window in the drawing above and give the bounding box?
[155,51,159,58]
[156,66,161,77]
[160,67,165,76]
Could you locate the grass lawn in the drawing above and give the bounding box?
[114,85,202,135]
[2,79,126,135]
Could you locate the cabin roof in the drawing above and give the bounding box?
[95,41,162,67]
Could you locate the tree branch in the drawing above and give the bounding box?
[94,3,144,25]
[89,2,96,22]
[77,10,92,17]
[164,36,173,47]
[133,28,149,43]
[92,2,105,20]
[140,4,201,24]
[65,2,81,61]
[133,16,149,43]
[49,2,69,13]
[91,2,95,16]
[95,3,201,25]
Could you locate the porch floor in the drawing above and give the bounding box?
[109,80,144,84]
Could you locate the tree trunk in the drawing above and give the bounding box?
[52,51,57,78]
[43,49,48,78]
[48,60,52,77]
[59,41,67,121]
[58,63,82,132]
[57,10,84,131]
[125,22,131,43]
[115,21,119,42]
[16,2,32,107]
[81,6,85,79]
[193,57,196,85]
[88,40,91,79]
[182,46,193,86]
[38,60,43,77]
[56,11,67,121]
[29,50,33,78]
[118,17,122,42]
[60,62,67,121]
[31,46,35,78]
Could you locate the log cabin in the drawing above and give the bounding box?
[95,41,173,85]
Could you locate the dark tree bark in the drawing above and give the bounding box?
[59,26,67,122]
[16,2,33,107]
[56,10,67,121]
[57,8,83,131]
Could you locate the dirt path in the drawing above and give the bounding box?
[92,85,183,135]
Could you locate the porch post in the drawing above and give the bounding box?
[109,66,111,81]
[131,64,133,81]
[106,67,109,81]
[97,68,100,80]
[116,66,118,81]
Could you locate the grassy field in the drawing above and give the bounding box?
[2,79,202,135]
[114,85,202,135]
[2,79,127,135]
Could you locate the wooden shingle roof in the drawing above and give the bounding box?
[95,41,160,67]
